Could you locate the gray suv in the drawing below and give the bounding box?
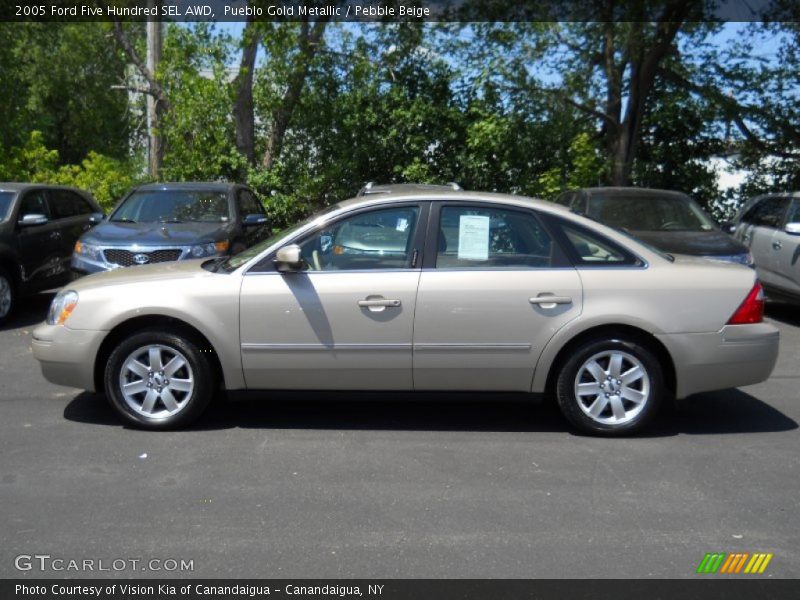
[71,182,269,275]
[0,183,102,325]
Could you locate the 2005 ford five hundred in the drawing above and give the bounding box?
[31,184,779,435]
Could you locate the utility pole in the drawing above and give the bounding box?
[146,2,163,178]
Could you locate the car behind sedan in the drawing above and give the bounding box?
[32,184,778,435]
[556,187,752,265]
[71,182,269,274]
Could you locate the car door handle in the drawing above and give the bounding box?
[529,295,573,306]
[772,241,782,250]
[358,299,401,308]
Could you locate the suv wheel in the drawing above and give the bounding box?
[104,329,215,429]
[0,267,15,326]
[555,337,664,436]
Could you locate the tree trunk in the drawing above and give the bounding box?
[261,19,329,170]
[233,18,260,172]
[146,14,163,178]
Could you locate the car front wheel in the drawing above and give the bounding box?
[0,267,15,326]
[104,329,215,429]
[555,337,664,436]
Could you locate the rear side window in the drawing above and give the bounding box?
[549,217,641,266]
[741,197,790,228]
[19,190,50,219]
[238,189,265,217]
[50,190,93,219]
[783,199,800,225]
[436,206,557,269]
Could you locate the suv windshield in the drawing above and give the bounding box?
[587,193,716,232]
[111,190,230,223]
[0,191,14,221]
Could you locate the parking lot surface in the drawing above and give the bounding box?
[1,293,799,578]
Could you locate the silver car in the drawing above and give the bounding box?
[31,184,779,435]
[731,192,800,304]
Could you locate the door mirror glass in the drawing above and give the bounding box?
[19,213,48,227]
[785,222,800,235]
[88,212,105,224]
[243,213,268,227]
[274,244,305,272]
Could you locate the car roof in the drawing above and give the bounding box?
[0,182,90,194]
[135,182,241,192]
[337,184,574,216]
[571,187,691,198]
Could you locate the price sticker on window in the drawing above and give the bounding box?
[457,215,490,260]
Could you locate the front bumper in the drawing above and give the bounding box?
[31,323,107,392]
[71,253,116,275]
[656,323,779,398]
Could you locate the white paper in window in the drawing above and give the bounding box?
[396,217,409,232]
[457,215,490,260]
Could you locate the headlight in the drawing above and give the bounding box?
[46,290,78,326]
[190,241,229,258]
[74,240,102,261]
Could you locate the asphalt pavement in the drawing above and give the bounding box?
[1,292,798,578]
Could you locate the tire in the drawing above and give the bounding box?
[104,329,215,429]
[0,266,16,327]
[555,336,664,436]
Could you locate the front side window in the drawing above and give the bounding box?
[436,206,554,268]
[111,190,231,223]
[298,206,420,271]
[741,197,790,229]
[781,199,800,226]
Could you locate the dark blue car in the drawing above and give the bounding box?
[71,182,269,275]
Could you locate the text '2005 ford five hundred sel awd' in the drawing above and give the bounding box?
[31,184,779,435]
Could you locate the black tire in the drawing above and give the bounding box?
[104,329,215,430]
[0,266,16,327]
[555,336,664,436]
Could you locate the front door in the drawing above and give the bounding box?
[771,198,800,296]
[239,203,427,390]
[15,189,63,289]
[735,196,791,289]
[413,203,583,391]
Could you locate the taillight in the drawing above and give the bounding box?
[727,281,765,325]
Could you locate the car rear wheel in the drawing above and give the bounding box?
[555,337,664,436]
[0,267,15,326]
[104,329,215,429]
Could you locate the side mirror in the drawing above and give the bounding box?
[720,221,736,234]
[243,214,268,227]
[785,222,800,236]
[88,212,105,224]
[18,214,48,227]
[273,244,305,273]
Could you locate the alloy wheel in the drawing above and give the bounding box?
[119,344,194,419]
[573,349,651,425]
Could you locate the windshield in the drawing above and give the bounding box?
[0,191,15,221]
[587,193,717,232]
[111,190,230,223]
[221,203,342,271]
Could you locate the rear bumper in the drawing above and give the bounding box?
[31,324,107,392]
[656,323,779,398]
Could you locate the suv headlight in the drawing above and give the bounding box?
[74,241,102,261]
[190,240,229,258]
[46,290,78,326]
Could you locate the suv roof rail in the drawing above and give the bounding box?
[357,182,375,196]
[447,182,462,191]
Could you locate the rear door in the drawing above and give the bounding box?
[413,202,582,391]
[735,196,791,288]
[771,198,800,296]
[47,189,96,273]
